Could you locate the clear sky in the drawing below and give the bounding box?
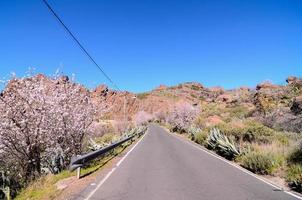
[0,0,302,92]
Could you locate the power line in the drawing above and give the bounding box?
[42,0,121,91]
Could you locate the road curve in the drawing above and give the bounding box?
[87,124,300,200]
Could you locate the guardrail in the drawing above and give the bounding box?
[69,128,146,178]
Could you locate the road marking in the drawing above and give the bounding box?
[84,132,147,200]
[168,130,302,200]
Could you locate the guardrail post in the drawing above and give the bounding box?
[7,187,11,200]
[76,167,81,179]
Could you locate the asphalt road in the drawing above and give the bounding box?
[87,124,300,200]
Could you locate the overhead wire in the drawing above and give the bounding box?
[42,0,121,91]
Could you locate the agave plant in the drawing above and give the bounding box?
[122,127,137,138]
[0,171,11,200]
[138,125,147,134]
[124,126,147,138]
[206,128,240,159]
[88,138,105,151]
[1,187,10,200]
[41,146,65,174]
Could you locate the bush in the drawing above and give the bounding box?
[288,146,302,164]
[98,134,117,144]
[217,121,276,144]
[136,92,149,99]
[187,126,208,145]
[238,151,284,175]
[286,164,302,192]
[194,132,208,145]
[191,85,200,91]
[274,133,290,146]
[226,105,250,119]
[199,103,222,118]
[188,126,201,139]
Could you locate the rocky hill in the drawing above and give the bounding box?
[91,76,302,133]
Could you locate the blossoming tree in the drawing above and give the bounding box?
[167,102,199,133]
[0,74,96,183]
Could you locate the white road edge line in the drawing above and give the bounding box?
[169,131,302,200]
[84,132,148,200]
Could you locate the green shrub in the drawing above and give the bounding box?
[217,121,276,144]
[95,134,115,144]
[238,151,284,175]
[191,85,200,91]
[136,92,149,99]
[199,103,223,118]
[190,93,197,98]
[188,126,201,139]
[274,133,290,146]
[226,105,250,119]
[286,164,302,192]
[288,147,302,164]
[193,131,208,145]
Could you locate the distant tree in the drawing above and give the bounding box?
[112,119,130,134]
[154,110,167,123]
[167,102,199,133]
[135,111,153,126]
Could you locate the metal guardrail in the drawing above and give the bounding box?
[69,129,146,178]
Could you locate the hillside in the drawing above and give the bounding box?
[93,76,302,133]
[3,74,301,131]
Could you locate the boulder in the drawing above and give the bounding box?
[58,75,69,83]
[93,84,109,96]
[217,94,232,103]
[291,95,302,115]
[286,76,302,88]
[239,86,251,91]
[155,84,167,90]
[256,82,279,90]
[55,75,69,84]
[286,76,297,84]
[208,86,224,94]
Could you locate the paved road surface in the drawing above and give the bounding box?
[87,124,300,200]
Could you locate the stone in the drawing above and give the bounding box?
[291,95,302,115]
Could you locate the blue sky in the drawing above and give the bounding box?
[0,0,302,92]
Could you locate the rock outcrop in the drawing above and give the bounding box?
[291,95,302,115]
[286,76,302,88]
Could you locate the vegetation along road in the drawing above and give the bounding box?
[79,124,301,200]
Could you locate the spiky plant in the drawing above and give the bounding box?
[0,171,11,200]
[2,187,10,200]
[206,128,240,159]
[138,125,147,135]
[41,146,65,174]
[88,138,104,151]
